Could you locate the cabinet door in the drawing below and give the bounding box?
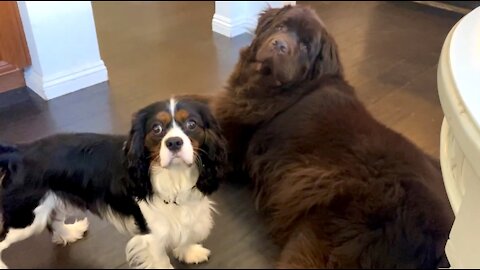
[0,1,31,93]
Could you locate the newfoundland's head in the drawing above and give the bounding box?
[230,5,343,91]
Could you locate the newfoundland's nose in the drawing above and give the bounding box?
[272,39,288,53]
[166,137,183,152]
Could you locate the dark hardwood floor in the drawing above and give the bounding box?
[0,1,462,268]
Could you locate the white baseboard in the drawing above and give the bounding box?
[212,14,254,38]
[24,61,108,100]
[212,1,296,38]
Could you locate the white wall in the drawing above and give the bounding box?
[17,1,108,100]
[212,1,296,38]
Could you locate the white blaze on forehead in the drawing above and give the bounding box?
[159,96,194,168]
[169,97,177,128]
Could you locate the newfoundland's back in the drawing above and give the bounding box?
[246,78,375,178]
[246,79,452,268]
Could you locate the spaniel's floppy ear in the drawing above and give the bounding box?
[124,110,151,197]
[196,104,228,195]
[309,30,343,80]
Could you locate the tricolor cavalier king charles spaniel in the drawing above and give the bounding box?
[0,96,227,269]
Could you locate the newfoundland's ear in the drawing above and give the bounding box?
[255,7,285,36]
[196,104,228,195]
[124,110,150,193]
[309,30,343,80]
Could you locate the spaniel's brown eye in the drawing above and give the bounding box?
[185,120,197,130]
[276,24,285,31]
[152,124,163,135]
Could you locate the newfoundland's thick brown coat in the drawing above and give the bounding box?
[212,5,454,269]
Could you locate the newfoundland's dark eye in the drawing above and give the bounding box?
[300,42,309,51]
[185,119,197,130]
[152,124,163,135]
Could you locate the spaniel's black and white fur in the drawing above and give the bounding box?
[0,96,227,269]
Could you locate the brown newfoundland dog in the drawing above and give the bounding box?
[211,5,454,269]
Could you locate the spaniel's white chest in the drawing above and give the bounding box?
[150,162,201,203]
[140,163,215,248]
[139,195,214,248]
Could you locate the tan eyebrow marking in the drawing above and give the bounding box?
[175,109,189,123]
[156,111,172,125]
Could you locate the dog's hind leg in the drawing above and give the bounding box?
[276,222,331,269]
[50,201,89,246]
[0,193,57,269]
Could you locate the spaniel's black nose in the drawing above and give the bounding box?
[166,137,183,152]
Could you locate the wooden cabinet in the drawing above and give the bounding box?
[0,1,31,93]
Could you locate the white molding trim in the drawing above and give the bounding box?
[25,61,108,100]
[212,14,255,38]
[212,1,295,38]
[17,1,108,100]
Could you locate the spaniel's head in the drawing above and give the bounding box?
[238,5,343,88]
[124,97,227,196]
